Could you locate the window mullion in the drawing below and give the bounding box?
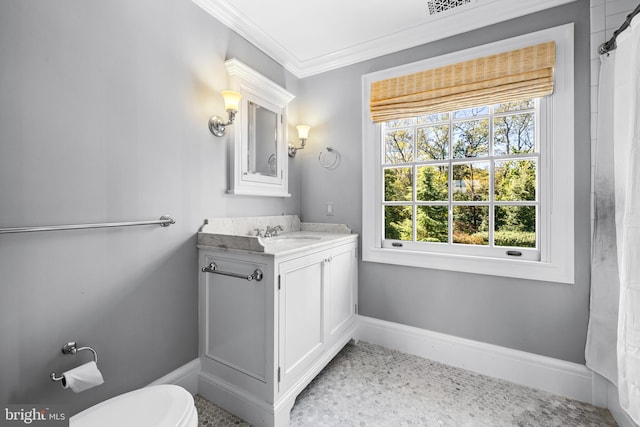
[489,108,495,248]
[489,161,495,248]
[413,163,417,242]
[448,114,453,244]
[413,124,418,243]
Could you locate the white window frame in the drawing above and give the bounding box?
[361,24,574,284]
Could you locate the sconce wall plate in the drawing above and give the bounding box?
[208,115,227,137]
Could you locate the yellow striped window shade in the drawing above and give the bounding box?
[369,41,555,123]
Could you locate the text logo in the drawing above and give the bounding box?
[1,405,68,427]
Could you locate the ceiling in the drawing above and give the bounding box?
[192,0,575,78]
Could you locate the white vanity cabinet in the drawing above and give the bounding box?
[277,241,357,393]
[197,234,358,427]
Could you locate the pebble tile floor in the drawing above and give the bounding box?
[194,341,617,426]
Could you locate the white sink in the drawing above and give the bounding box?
[258,234,327,254]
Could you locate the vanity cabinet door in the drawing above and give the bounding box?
[325,242,357,344]
[201,255,271,385]
[277,252,326,393]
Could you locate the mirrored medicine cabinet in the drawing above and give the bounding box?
[225,59,295,197]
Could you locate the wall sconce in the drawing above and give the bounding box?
[288,125,311,157]
[209,90,242,137]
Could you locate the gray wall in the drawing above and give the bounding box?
[298,0,591,363]
[0,0,300,415]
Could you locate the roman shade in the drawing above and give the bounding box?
[369,41,555,123]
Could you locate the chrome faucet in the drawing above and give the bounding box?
[264,225,283,237]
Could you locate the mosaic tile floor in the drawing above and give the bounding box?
[195,341,617,426]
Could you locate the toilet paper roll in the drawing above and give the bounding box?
[61,361,104,393]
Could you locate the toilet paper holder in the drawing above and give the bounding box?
[50,342,98,382]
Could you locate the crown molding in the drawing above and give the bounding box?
[193,0,576,79]
[225,58,295,105]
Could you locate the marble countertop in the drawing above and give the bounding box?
[197,230,357,256]
[197,215,356,256]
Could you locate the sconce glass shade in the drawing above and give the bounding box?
[289,125,311,157]
[296,125,311,140]
[222,90,241,112]
[209,90,242,137]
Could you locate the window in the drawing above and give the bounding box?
[362,24,574,283]
[382,100,539,261]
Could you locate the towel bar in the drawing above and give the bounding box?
[0,216,175,235]
[202,262,263,282]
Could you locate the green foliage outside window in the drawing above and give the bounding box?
[383,101,538,249]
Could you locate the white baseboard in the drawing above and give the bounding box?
[147,359,201,395]
[198,371,281,427]
[355,315,595,404]
[606,380,640,427]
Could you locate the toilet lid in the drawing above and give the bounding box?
[70,384,197,427]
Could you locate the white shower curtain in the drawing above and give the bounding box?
[613,16,640,425]
[587,14,640,425]
[585,52,619,386]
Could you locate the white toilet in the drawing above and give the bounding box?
[70,384,198,427]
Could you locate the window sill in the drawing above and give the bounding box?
[362,246,574,284]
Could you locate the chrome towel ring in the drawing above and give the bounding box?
[318,147,340,169]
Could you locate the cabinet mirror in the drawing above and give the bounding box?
[247,101,278,178]
[225,59,295,197]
